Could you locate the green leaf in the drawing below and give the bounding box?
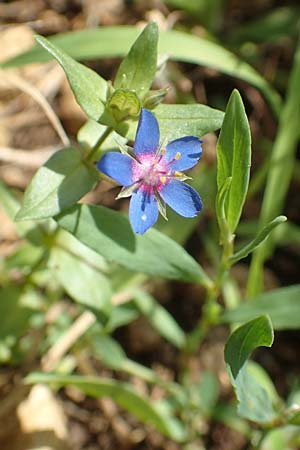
[190,371,220,417]
[260,426,300,450]
[49,230,111,314]
[247,38,300,295]
[225,315,273,378]
[0,285,33,340]
[77,119,127,151]
[228,6,300,45]
[35,35,107,121]
[26,373,187,442]
[120,102,224,142]
[6,242,44,271]
[134,291,186,348]
[215,176,232,243]
[114,22,158,97]
[217,90,251,233]
[91,334,126,369]
[229,215,287,265]
[0,181,45,244]
[2,26,281,115]
[55,204,212,287]
[222,285,300,330]
[49,247,111,315]
[107,303,139,331]
[16,147,98,220]
[225,316,276,423]
[91,334,167,387]
[154,104,224,140]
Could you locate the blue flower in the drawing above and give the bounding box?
[97,108,203,234]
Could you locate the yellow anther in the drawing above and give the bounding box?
[175,152,181,160]
[161,147,166,155]
[175,171,182,177]
[160,176,167,184]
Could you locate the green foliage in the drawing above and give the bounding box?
[229,215,287,265]
[248,38,300,295]
[154,104,224,140]
[49,246,111,315]
[114,22,158,97]
[222,285,300,330]
[1,13,299,448]
[16,148,98,220]
[26,372,187,442]
[2,26,281,114]
[55,204,211,286]
[216,90,251,234]
[225,316,276,423]
[134,290,186,348]
[35,35,107,121]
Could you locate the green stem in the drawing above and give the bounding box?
[87,126,113,162]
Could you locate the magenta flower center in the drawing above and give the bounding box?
[132,153,174,193]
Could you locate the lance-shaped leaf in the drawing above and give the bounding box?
[217,90,251,233]
[114,22,158,98]
[2,27,281,115]
[16,147,98,221]
[154,104,224,140]
[26,373,187,442]
[49,230,110,316]
[35,35,107,121]
[55,204,212,287]
[229,215,287,265]
[225,315,277,423]
[124,103,225,141]
[134,291,186,348]
[222,284,300,330]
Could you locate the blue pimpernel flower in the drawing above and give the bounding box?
[97,108,203,234]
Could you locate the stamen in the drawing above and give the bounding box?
[175,152,181,160]
[160,176,167,184]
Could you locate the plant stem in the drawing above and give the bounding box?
[87,126,113,162]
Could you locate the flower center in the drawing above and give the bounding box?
[133,155,170,192]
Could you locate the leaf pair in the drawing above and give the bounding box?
[216,90,286,264]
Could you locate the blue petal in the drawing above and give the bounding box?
[134,109,160,157]
[129,189,159,234]
[97,152,134,186]
[160,180,202,217]
[164,136,202,171]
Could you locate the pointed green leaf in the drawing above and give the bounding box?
[225,315,273,378]
[217,90,251,233]
[49,247,111,315]
[55,204,212,287]
[114,22,158,97]
[2,26,281,115]
[0,181,45,244]
[154,103,224,140]
[16,148,98,220]
[26,373,187,442]
[123,103,225,141]
[229,215,287,265]
[134,291,186,348]
[35,35,107,121]
[225,316,276,423]
[222,285,300,330]
[215,176,232,243]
